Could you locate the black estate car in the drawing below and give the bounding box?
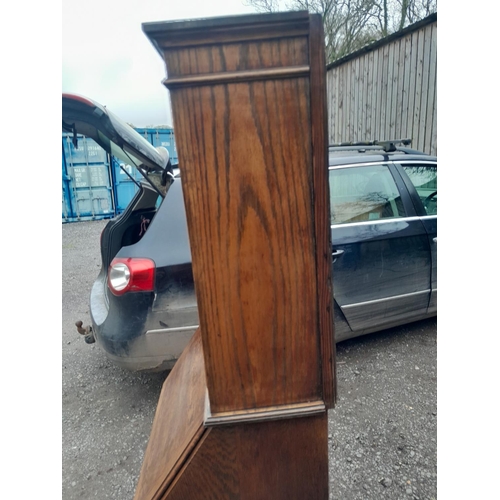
[63,93,437,372]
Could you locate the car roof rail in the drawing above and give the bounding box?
[328,139,413,153]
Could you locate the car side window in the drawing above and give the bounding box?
[402,164,437,216]
[329,164,406,225]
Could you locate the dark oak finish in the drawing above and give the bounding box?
[136,12,335,499]
[163,414,328,500]
[134,330,207,500]
[308,14,337,408]
[133,329,329,500]
[172,77,321,414]
[144,11,335,416]
[143,11,311,50]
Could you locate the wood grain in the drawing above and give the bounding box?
[163,66,310,89]
[134,330,208,500]
[172,76,321,413]
[143,11,310,51]
[163,414,329,500]
[136,13,332,500]
[325,16,436,153]
[163,37,309,79]
[308,14,336,408]
[145,12,335,415]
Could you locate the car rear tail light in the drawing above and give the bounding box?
[108,258,155,296]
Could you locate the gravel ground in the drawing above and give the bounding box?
[62,219,437,499]
[328,323,437,499]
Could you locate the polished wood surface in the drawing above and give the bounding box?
[134,330,329,500]
[143,11,310,50]
[162,414,328,500]
[137,12,335,499]
[134,330,208,500]
[172,77,321,414]
[144,11,335,416]
[308,14,336,408]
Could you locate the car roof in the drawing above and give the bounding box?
[328,141,436,167]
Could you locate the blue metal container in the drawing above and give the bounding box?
[62,147,73,222]
[62,133,115,222]
[134,128,178,164]
[111,156,145,214]
[62,127,177,221]
[111,127,178,214]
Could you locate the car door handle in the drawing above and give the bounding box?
[332,249,344,263]
[433,237,437,243]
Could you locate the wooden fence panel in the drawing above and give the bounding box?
[425,23,437,155]
[371,49,379,141]
[401,35,412,140]
[412,28,425,151]
[394,37,405,137]
[326,14,437,154]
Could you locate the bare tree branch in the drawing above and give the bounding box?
[243,0,436,62]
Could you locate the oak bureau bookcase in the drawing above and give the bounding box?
[135,11,336,500]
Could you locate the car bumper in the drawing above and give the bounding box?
[95,325,198,372]
[90,277,198,372]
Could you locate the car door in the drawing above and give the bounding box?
[329,162,432,332]
[396,161,437,314]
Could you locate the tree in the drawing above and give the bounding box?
[244,0,436,63]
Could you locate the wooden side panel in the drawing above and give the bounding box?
[163,37,309,78]
[137,13,332,500]
[170,74,322,414]
[308,15,336,407]
[164,414,329,500]
[144,10,333,420]
[237,415,328,499]
[134,330,208,500]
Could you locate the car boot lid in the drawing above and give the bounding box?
[62,93,169,174]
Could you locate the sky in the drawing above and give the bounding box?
[62,0,260,127]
